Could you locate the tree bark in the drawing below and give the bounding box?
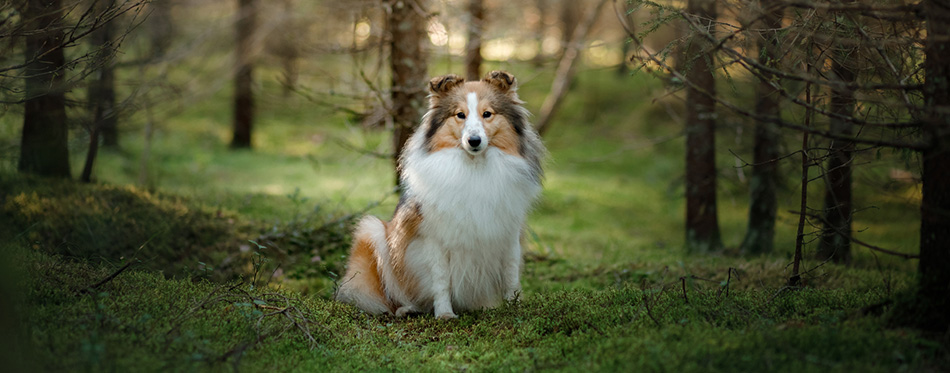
[684,0,721,253]
[387,0,429,186]
[19,0,70,178]
[916,0,950,330]
[464,0,484,81]
[817,46,856,264]
[740,0,782,255]
[231,0,256,149]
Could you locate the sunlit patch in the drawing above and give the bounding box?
[355,19,371,45]
[586,40,623,67]
[428,20,448,46]
[484,38,516,60]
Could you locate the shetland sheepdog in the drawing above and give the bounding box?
[335,71,545,319]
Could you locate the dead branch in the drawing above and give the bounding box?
[535,0,608,136]
[790,75,814,288]
[612,0,929,151]
[81,261,134,294]
[679,276,689,304]
[790,210,921,259]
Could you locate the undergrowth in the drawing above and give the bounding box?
[0,174,356,286]
[5,247,946,372]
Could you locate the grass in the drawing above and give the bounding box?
[0,59,942,370]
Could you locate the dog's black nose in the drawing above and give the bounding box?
[467,136,482,148]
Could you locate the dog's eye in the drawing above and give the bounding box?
[456,112,466,119]
[482,111,492,119]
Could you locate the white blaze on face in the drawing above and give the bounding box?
[462,92,487,155]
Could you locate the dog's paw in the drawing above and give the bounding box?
[504,289,521,302]
[395,306,417,317]
[435,312,458,320]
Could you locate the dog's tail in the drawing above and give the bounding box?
[335,216,394,315]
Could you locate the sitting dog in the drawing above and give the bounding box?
[335,71,545,319]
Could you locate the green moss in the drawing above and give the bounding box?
[1,175,247,274]
[10,249,945,371]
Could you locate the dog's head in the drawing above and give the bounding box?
[423,71,528,157]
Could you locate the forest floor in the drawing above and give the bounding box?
[1,64,946,371]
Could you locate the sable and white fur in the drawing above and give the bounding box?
[335,71,545,319]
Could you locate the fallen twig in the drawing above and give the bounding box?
[81,261,135,294]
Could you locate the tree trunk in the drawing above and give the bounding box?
[146,0,174,59]
[558,0,580,58]
[916,0,950,330]
[82,0,119,182]
[231,0,256,149]
[96,1,119,150]
[817,50,856,264]
[464,0,484,81]
[387,0,429,186]
[740,0,782,255]
[19,0,70,178]
[278,0,298,96]
[684,0,721,253]
[532,0,547,66]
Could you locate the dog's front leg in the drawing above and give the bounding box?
[503,238,523,301]
[431,250,457,319]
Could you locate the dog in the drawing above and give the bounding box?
[335,71,545,319]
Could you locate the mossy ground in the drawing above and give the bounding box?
[0,62,943,371]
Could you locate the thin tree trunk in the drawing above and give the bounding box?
[790,82,813,288]
[139,80,155,187]
[817,50,856,264]
[146,0,173,59]
[532,0,547,66]
[19,0,70,178]
[558,0,580,58]
[279,0,298,97]
[916,0,950,330]
[740,0,782,255]
[387,0,429,186]
[98,10,119,150]
[465,0,484,81]
[535,0,607,137]
[231,0,256,149]
[80,126,100,183]
[684,0,721,253]
[82,0,118,182]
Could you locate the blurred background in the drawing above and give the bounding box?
[0,0,924,296]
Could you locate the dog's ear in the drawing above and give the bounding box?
[483,71,517,93]
[428,74,465,96]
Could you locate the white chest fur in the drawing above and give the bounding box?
[401,147,540,311]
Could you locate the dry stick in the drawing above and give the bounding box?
[791,210,920,259]
[640,279,663,326]
[680,276,689,304]
[535,0,608,136]
[789,76,813,288]
[81,261,134,293]
[721,267,737,298]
